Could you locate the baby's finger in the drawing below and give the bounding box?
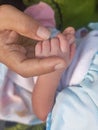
[57,34,69,53]
[50,38,60,55]
[41,40,51,56]
[35,42,42,57]
[63,27,76,44]
[63,27,75,35]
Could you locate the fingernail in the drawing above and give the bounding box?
[55,63,65,70]
[37,26,51,39]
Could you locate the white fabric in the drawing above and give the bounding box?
[60,30,98,88]
[47,30,98,130]
[0,69,41,125]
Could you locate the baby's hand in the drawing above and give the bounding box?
[35,28,76,69]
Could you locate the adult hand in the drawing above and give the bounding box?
[0,5,66,77]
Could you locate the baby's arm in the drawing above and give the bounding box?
[32,28,76,121]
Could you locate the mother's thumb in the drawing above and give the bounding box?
[0,5,50,40]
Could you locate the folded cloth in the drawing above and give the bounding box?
[47,30,98,130]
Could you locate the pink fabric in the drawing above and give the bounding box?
[24,2,56,28]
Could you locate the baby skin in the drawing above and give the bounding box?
[32,27,76,121]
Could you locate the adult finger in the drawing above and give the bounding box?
[0,5,51,40]
[4,56,66,77]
